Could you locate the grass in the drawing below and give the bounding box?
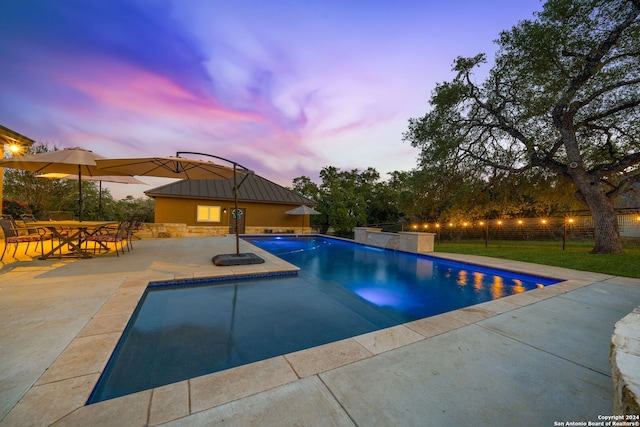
[435,240,640,278]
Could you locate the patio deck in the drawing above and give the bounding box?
[0,236,639,426]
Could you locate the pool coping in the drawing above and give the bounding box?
[0,239,619,426]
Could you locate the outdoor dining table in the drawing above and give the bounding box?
[29,220,118,259]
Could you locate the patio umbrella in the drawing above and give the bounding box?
[36,173,146,219]
[0,147,131,221]
[285,205,320,234]
[95,153,257,262]
[94,156,239,180]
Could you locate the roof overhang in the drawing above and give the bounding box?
[0,125,35,150]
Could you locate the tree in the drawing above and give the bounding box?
[292,167,398,236]
[291,175,324,230]
[318,167,367,236]
[404,0,640,253]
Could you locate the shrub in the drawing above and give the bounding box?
[2,199,31,219]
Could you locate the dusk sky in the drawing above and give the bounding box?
[1,0,544,199]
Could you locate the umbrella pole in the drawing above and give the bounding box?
[98,181,103,220]
[233,163,240,255]
[78,165,83,221]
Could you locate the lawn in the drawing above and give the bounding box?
[435,240,640,279]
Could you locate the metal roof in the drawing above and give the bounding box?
[145,173,316,206]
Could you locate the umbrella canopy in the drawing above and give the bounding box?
[285,205,320,234]
[0,147,129,177]
[285,205,320,216]
[95,156,241,180]
[0,147,132,221]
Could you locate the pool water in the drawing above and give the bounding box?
[245,236,557,318]
[88,236,559,404]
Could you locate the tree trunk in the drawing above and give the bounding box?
[555,114,625,254]
[573,176,625,254]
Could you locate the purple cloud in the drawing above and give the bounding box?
[0,0,545,199]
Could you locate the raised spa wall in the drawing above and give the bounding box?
[354,227,435,254]
[610,306,640,415]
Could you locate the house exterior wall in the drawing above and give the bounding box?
[153,196,309,231]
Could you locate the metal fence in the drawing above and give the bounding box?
[369,211,640,247]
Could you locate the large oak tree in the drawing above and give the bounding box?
[404,0,640,253]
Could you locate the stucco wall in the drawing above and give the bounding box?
[153,196,311,229]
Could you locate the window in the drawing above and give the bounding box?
[197,206,222,222]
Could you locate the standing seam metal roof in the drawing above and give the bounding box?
[144,174,316,205]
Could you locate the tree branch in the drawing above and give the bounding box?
[606,173,640,199]
[576,98,640,127]
[554,3,640,120]
[570,77,640,113]
[593,152,640,178]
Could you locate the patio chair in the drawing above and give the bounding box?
[130,216,143,240]
[17,213,57,249]
[124,216,142,251]
[20,214,37,223]
[85,220,129,257]
[0,218,53,261]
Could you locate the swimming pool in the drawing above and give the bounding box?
[88,235,559,403]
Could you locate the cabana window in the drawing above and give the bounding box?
[196,206,222,222]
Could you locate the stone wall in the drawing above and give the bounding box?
[610,306,640,415]
[354,227,435,254]
[136,223,312,238]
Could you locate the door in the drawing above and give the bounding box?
[229,208,246,234]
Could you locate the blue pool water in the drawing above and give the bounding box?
[88,236,559,404]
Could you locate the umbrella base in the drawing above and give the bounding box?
[212,253,265,266]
